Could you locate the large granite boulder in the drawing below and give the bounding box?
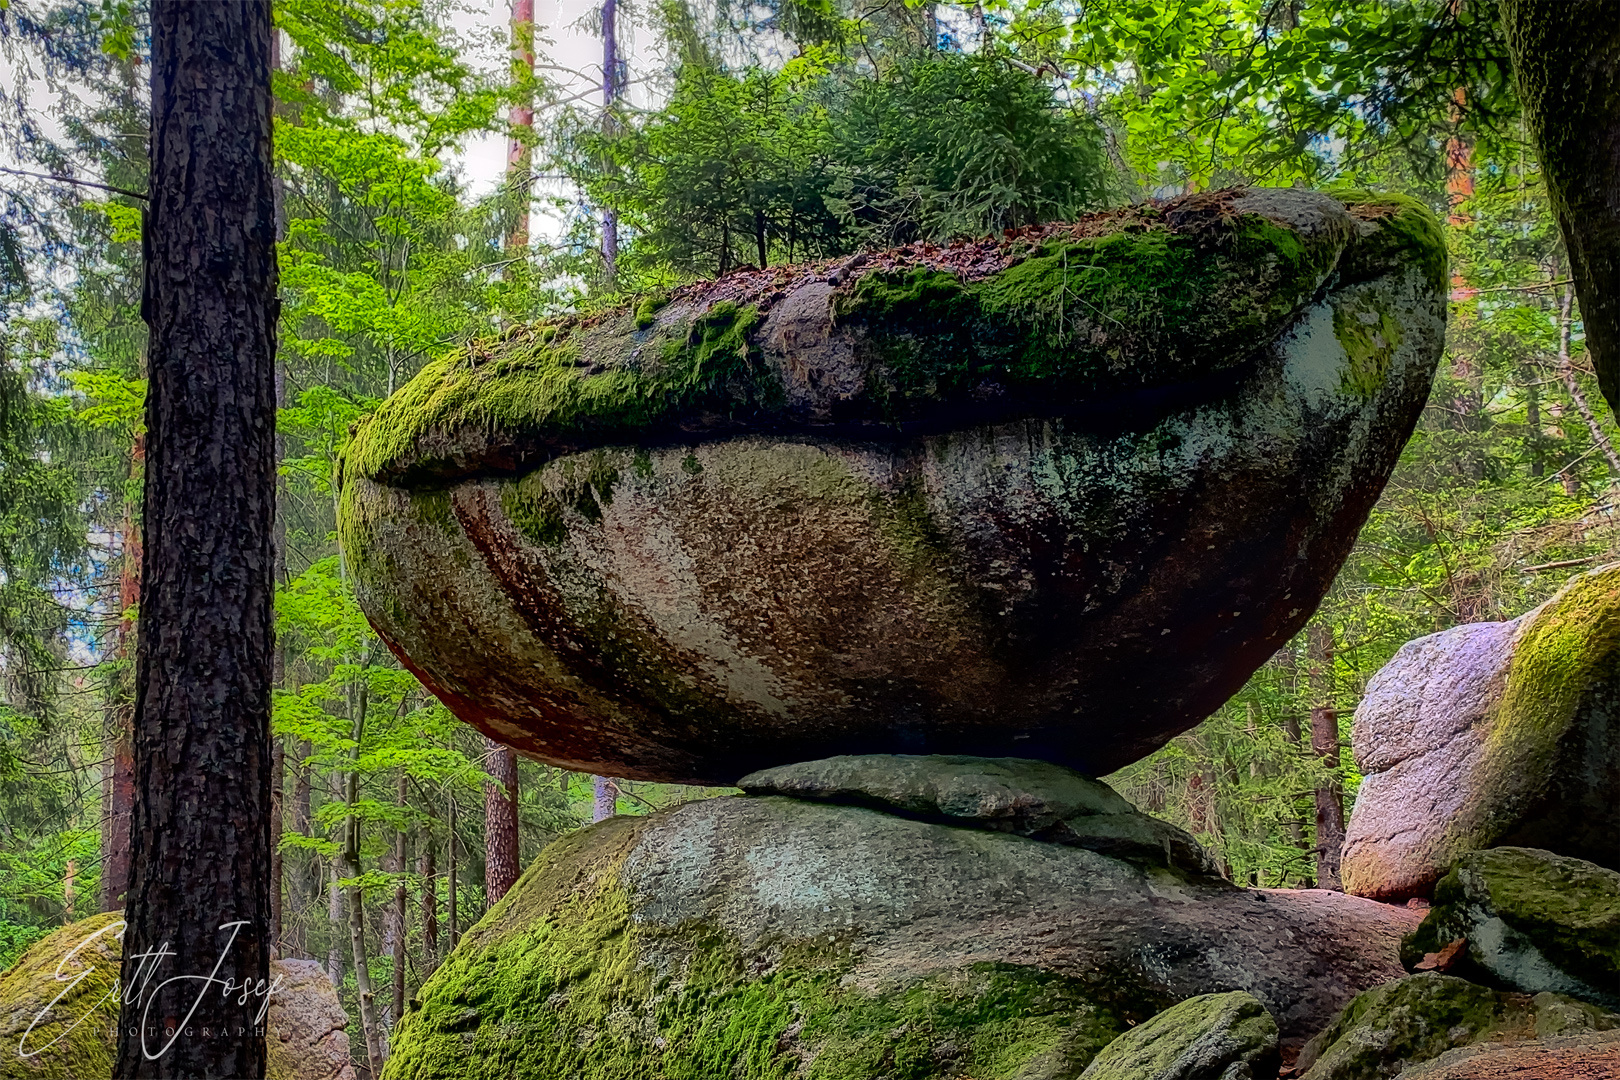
[1340,564,1620,901]
[338,188,1446,785]
[1401,847,1620,1008]
[0,912,356,1080]
[1295,972,1620,1080]
[383,783,1422,1080]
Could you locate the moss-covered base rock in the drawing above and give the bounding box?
[383,791,1421,1080]
[1398,1028,1620,1079]
[1077,991,1279,1080]
[1401,847,1620,1008]
[1342,563,1620,901]
[0,913,356,1080]
[339,187,1445,785]
[1295,972,1620,1080]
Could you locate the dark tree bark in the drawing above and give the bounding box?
[115,3,278,1077]
[484,737,520,904]
[1501,0,1620,419]
[1307,624,1345,891]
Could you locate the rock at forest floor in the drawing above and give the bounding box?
[1294,971,1619,1080]
[1401,846,1620,1008]
[384,792,1421,1080]
[1078,991,1279,1080]
[739,755,1217,874]
[339,187,1445,786]
[1340,564,1620,901]
[1397,1028,1620,1079]
[0,912,356,1080]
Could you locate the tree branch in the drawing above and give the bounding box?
[0,165,149,201]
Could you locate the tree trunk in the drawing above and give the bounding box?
[484,738,520,905]
[327,770,344,988]
[115,3,277,1076]
[270,737,284,952]
[1307,623,1345,891]
[1527,375,1546,477]
[288,741,311,958]
[392,771,408,1038]
[593,775,618,822]
[100,445,140,913]
[344,678,383,1079]
[447,791,459,951]
[600,0,620,278]
[418,816,438,972]
[1501,0,1620,420]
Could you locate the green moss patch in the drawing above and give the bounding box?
[0,913,121,1080]
[383,815,1128,1080]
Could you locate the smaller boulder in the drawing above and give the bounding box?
[739,754,1216,874]
[1401,846,1620,1008]
[1341,564,1620,900]
[1079,991,1280,1080]
[1295,972,1619,1080]
[0,913,356,1080]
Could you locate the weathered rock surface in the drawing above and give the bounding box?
[0,912,356,1080]
[739,754,1217,874]
[1295,972,1620,1080]
[384,792,1422,1080]
[1397,1028,1620,1079]
[1401,847,1620,1008]
[339,188,1446,785]
[1340,564,1620,901]
[1079,991,1280,1080]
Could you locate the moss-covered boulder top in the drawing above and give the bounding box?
[342,187,1442,488]
[340,187,1444,785]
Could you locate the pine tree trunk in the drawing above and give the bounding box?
[600,0,620,278]
[484,738,520,905]
[115,2,277,1075]
[289,741,311,957]
[418,819,438,972]
[1501,0,1620,420]
[327,770,344,988]
[1308,624,1345,891]
[270,737,284,952]
[344,678,383,1078]
[100,455,140,913]
[392,771,408,1037]
[447,791,459,951]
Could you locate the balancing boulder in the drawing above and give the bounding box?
[339,187,1445,784]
